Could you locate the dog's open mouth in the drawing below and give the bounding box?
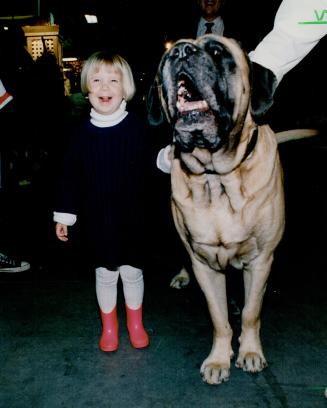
[172,72,220,151]
[176,74,209,115]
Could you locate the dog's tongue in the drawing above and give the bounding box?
[177,100,208,112]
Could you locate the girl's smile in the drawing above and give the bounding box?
[88,64,124,115]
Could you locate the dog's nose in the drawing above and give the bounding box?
[171,42,197,59]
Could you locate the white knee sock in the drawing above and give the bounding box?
[119,265,144,310]
[95,267,119,313]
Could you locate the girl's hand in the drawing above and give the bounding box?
[56,223,69,242]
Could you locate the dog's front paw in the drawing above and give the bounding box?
[170,267,190,289]
[200,359,230,385]
[235,351,267,372]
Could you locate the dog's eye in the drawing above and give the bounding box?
[211,45,223,57]
[205,42,224,58]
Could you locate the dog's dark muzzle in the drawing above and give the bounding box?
[174,126,222,153]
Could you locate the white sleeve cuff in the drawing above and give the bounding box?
[53,212,77,226]
[156,145,172,174]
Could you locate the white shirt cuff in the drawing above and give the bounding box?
[156,145,172,174]
[53,212,77,226]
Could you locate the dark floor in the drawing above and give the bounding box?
[1,134,327,408]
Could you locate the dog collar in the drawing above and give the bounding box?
[241,128,258,163]
[203,128,258,175]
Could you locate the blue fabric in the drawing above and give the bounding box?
[54,113,155,270]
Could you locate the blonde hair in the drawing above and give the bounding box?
[80,51,136,101]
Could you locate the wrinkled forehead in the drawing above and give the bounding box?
[162,35,248,72]
[197,35,248,67]
[196,35,250,82]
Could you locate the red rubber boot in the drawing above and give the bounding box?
[99,306,119,352]
[126,305,149,349]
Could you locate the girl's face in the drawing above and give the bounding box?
[88,64,124,115]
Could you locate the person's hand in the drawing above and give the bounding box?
[56,223,69,242]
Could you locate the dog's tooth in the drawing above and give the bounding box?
[178,86,187,96]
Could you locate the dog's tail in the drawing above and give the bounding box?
[276,128,319,144]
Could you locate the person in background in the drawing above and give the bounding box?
[0,252,30,273]
[54,52,150,352]
[165,0,225,43]
[0,79,30,273]
[196,0,225,37]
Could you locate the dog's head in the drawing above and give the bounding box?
[147,35,276,153]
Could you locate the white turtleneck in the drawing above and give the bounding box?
[90,100,128,128]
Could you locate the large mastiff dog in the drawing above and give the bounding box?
[148,35,286,385]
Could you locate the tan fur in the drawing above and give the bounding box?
[171,122,284,384]
[153,36,289,384]
[276,128,319,143]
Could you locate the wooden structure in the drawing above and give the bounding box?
[22,25,62,65]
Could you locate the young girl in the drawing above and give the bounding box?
[54,51,150,351]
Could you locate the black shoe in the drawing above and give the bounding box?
[0,252,30,273]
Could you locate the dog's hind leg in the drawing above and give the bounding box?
[236,254,273,373]
[170,267,190,289]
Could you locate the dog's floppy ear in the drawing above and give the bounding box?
[146,79,166,126]
[250,62,278,123]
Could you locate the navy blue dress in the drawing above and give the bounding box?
[55,112,154,270]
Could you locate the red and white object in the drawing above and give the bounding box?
[0,79,13,110]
